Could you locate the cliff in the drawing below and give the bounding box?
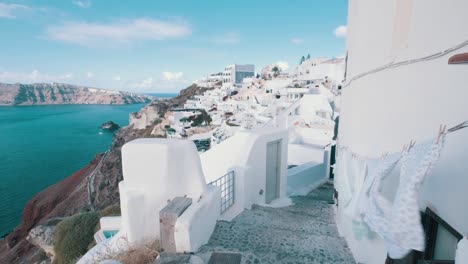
[0,83,211,264]
[0,82,152,105]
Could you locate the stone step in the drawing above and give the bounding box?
[153,253,191,264]
[198,182,355,264]
[208,252,242,264]
[251,203,336,225]
[233,207,339,237]
[201,221,353,263]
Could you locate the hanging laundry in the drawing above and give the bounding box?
[362,153,404,255]
[343,153,367,217]
[356,153,399,218]
[343,153,401,241]
[389,135,446,258]
[333,148,373,241]
[351,219,376,241]
[455,237,468,264]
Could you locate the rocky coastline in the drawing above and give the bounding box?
[0,83,210,264]
[0,82,152,106]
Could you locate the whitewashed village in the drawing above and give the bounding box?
[50,0,468,263]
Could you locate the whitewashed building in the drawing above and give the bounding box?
[294,57,345,87]
[335,0,468,263]
[222,64,255,89]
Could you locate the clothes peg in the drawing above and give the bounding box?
[436,124,447,144]
[408,140,416,150]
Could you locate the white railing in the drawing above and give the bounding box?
[208,171,235,214]
[262,98,302,128]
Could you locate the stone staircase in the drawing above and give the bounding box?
[197,182,356,264]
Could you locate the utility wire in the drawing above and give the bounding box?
[343,39,468,88]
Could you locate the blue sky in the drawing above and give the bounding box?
[0,0,348,93]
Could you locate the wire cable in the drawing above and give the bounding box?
[343,39,468,88]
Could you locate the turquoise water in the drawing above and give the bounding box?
[146,93,177,98]
[0,103,149,237]
[103,230,119,239]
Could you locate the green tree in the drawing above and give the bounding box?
[300,56,306,64]
[200,110,212,125]
[306,54,311,60]
[190,110,212,127]
[272,66,280,77]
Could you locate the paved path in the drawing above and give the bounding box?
[198,182,356,264]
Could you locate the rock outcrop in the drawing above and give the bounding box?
[0,82,152,105]
[0,83,211,264]
[101,121,120,131]
[26,217,65,262]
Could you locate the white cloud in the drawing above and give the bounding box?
[0,3,29,18]
[291,38,304,44]
[334,25,347,38]
[125,73,189,92]
[86,72,94,78]
[0,70,73,83]
[72,0,91,8]
[275,61,289,71]
[209,32,240,44]
[113,75,121,81]
[45,18,192,47]
[162,71,183,81]
[135,77,154,90]
[60,73,73,80]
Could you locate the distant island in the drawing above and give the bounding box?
[0,82,152,106]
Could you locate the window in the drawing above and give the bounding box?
[422,208,462,263]
[385,208,462,264]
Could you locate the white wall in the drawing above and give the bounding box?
[287,148,330,196]
[174,185,220,253]
[288,143,325,165]
[200,127,288,220]
[120,139,207,243]
[338,0,468,262]
[99,217,121,231]
[299,94,333,123]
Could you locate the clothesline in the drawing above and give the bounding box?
[335,129,451,258]
[336,121,468,160]
[342,38,468,88]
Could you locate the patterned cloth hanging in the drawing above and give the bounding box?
[360,135,446,259]
[389,135,446,258]
[362,153,405,256]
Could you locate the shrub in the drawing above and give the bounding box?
[53,212,99,264]
[95,240,160,264]
[98,205,121,218]
[115,240,160,264]
[98,180,106,191]
[153,118,162,125]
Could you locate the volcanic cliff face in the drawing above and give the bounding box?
[0,82,152,105]
[0,83,211,264]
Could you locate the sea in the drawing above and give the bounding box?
[0,93,177,237]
